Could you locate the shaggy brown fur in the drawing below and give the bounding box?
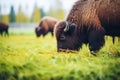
[35,16,58,37]
[54,0,120,52]
[0,22,9,36]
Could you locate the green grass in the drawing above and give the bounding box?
[0,34,120,80]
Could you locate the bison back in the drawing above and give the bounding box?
[66,0,120,36]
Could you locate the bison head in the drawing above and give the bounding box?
[54,21,82,52]
[35,27,44,37]
[54,21,105,53]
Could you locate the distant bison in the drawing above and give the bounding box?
[0,22,9,36]
[35,16,58,37]
[54,0,120,53]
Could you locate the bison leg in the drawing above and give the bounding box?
[5,29,9,36]
[112,36,115,44]
[42,32,48,37]
[118,37,120,42]
[0,31,4,36]
[0,31,2,36]
[88,27,105,53]
[51,31,54,36]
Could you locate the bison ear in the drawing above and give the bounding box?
[67,23,77,35]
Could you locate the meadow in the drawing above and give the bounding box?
[0,32,120,80]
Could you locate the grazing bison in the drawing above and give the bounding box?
[35,16,58,37]
[0,22,9,36]
[54,0,120,53]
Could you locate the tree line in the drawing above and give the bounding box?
[0,3,65,24]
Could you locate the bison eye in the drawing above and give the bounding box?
[59,34,66,41]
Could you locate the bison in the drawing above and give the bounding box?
[54,0,120,53]
[35,16,58,37]
[0,22,9,36]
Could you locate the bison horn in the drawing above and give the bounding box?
[64,21,69,32]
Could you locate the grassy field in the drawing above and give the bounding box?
[0,33,120,80]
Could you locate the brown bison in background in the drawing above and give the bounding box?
[54,0,120,53]
[0,22,9,36]
[35,16,58,37]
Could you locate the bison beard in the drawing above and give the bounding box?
[54,0,120,53]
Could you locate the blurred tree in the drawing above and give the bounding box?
[23,4,30,23]
[23,15,30,23]
[0,5,2,22]
[2,14,9,24]
[48,0,65,20]
[1,4,9,24]
[56,8,65,20]
[0,4,9,24]
[31,4,41,23]
[40,8,46,18]
[9,5,16,23]
[16,5,30,23]
[49,7,56,18]
[16,5,24,23]
[55,0,65,20]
